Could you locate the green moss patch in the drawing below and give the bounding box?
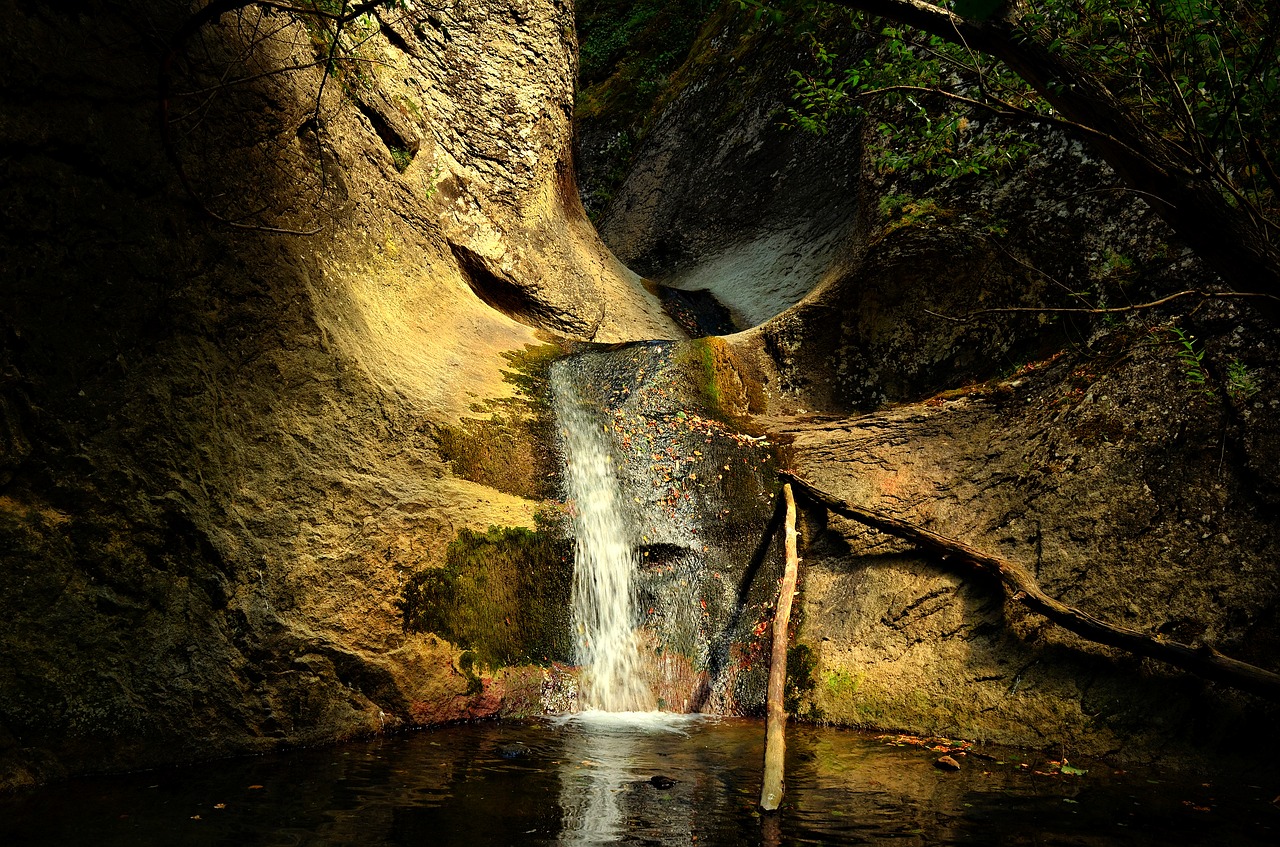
[785,643,823,720]
[399,520,573,669]
[676,337,768,421]
[433,343,563,500]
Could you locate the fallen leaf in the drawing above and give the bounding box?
[214,803,226,809]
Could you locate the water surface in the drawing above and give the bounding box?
[3,718,1275,845]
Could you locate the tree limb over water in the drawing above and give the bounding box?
[780,470,1280,703]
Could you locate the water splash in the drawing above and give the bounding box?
[551,363,655,712]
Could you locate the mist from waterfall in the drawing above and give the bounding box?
[551,362,655,713]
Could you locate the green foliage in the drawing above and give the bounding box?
[770,4,1044,179]
[1100,249,1135,280]
[1225,357,1261,402]
[399,521,574,669]
[1170,326,1214,397]
[295,1,404,96]
[575,0,718,217]
[388,146,413,172]
[421,160,444,200]
[877,194,952,234]
[576,0,717,114]
[1024,0,1279,208]
[746,0,1279,218]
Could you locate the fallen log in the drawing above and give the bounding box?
[760,482,800,812]
[780,471,1280,703]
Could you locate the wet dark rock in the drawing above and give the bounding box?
[654,285,739,338]
[650,774,677,789]
[497,742,532,759]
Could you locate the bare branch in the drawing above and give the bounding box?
[922,289,1280,324]
[781,472,1280,703]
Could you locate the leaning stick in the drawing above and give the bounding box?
[780,471,1280,703]
[760,483,800,812]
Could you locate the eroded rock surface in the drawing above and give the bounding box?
[0,0,671,790]
[594,8,864,328]
[784,319,1280,762]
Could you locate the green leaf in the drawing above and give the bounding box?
[954,0,1005,21]
[1060,764,1088,776]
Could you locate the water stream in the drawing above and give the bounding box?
[551,361,655,713]
[548,345,780,716]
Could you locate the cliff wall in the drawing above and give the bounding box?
[0,0,674,790]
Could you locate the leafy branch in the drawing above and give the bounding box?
[740,0,1280,300]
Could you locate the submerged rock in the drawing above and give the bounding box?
[497,742,532,759]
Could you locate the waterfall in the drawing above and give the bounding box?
[551,363,655,713]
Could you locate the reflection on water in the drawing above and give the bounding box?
[560,726,630,845]
[2,719,1276,846]
[557,712,705,845]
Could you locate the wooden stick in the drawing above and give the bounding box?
[760,483,800,812]
[781,471,1280,702]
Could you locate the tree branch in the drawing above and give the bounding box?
[854,84,1154,161]
[822,0,1280,299]
[780,471,1280,703]
[921,289,1280,324]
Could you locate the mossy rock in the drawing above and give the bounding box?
[433,343,563,500]
[399,520,573,669]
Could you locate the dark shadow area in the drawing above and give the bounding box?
[653,283,739,338]
[689,492,785,713]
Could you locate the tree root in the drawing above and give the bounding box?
[781,471,1280,703]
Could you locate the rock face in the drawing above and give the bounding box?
[594,8,865,329]
[0,0,675,790]
[784,324,1280,760]
[597,6,1280,764]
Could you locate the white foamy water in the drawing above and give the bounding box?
[551,365,655,713]
[555,709,708,733]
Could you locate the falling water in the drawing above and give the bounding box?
[551,362,655,713]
